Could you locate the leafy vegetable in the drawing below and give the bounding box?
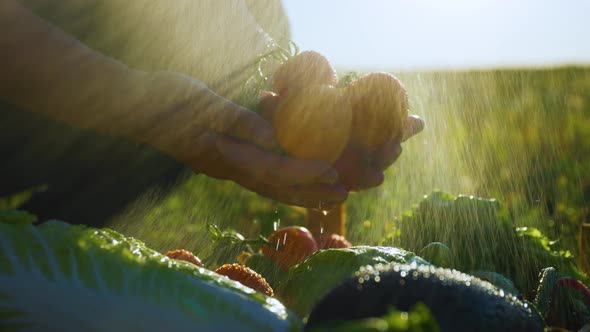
[277,246,429,318]
[0,209,37,225]
[0,185,47,210]
[396,191,588,293]
[0,219,302,331]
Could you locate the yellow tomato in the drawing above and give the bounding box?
[273,50,338,96]
[273,85,352,164]
[345,72,409,148]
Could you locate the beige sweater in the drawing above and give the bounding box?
[18,0,291,102]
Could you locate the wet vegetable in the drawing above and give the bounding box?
[397,191,589,293]
[345,72,409,148]
[273,50,338,96]
[277,246,429,317]
[240,252,288,291]
[273,85,352,163]
[261,226,319,271]
[165,249,204,267]
[0,217,301,332]
[214,263,274,296]
[306,264,545,332]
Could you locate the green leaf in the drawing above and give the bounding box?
[0,210,37,225]
[0,220,302,331]
[0,185,47,210]
[277,246,430,318]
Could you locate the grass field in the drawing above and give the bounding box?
[110,66,590,269]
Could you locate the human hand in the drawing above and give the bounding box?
[334,115,425,191]
[127,72,347,208]
[257,90,424,192]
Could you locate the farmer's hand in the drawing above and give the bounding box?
[0,1,345,209]
[131,72,348,208]
[258,91,424,192]
[339,114,425,191]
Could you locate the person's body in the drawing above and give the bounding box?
[0,0,402,226]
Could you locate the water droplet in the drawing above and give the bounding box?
[358,277,365,284]
[374,276,381,282]
[400,271,407,278]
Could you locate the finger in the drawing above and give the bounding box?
[177,131,232,176]
[179,133,348,207]
[401,114,425,142]
[372,140,403,171]
[201,98,278,150]
[257,91,281,123]
[346,168,385,191]
[215,135,339,186]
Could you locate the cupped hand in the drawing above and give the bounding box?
[349,114,425,191]
[335,114,424,191]
[257,90,424,192]
[129,72,347,208]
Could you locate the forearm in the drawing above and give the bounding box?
[0,0,146,136]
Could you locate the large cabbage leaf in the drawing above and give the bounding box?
[0,217,301,332]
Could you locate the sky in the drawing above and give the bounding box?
[281,0,590,71]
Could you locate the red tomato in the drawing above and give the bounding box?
[261,226,318,271]
[214,263,274,296]
[164,249,204,267]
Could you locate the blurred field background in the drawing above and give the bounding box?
[109,65,590,267]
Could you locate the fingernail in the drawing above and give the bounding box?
[319,169,339,184]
